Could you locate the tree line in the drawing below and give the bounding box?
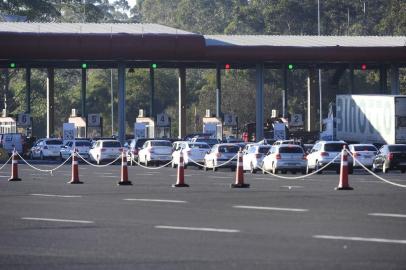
[1,0,405,137]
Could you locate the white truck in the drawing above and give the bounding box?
[335,95,406,145]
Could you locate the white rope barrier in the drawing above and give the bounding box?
[187,157,206,168]
[77,152,121,167]
[0,155,13,171]
[17,152,72,175]
[258,153,341,180]
[130,156,173,170]
[346,149,406,188]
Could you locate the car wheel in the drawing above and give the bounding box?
[382,162,389,173]
[250,163,257,174]
[301,169,307,175]
[372,162,378,172]
[30,152,34,160]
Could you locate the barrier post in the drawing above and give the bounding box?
[335,147,353,190]
[118,151,132,185]
[68,150,83,184]
[172,151,189,187]
[8,149,21,182]
[231,150,250,188]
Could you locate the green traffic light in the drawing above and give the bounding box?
[9,63,16,68]
[288,64,294,70]
[152,63,157,69]
[81,63,87,69]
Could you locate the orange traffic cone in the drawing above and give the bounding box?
[8,150,21,182]
[68,150,83,184]
[118,151,132,186]
[231,150,249,188]
[335,147,353,190]
[172,151,189,187]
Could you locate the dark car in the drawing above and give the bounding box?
[372,144,406,173]
[127,138,156,164]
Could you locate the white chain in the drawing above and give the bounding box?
[346,149,406,188]
[258,153,341,180]
[187,157,206,168]
[130,156,173,170]
[210,153,239,168]
[77,152,122,167]
[0,155,13,171]
[17,152,72,175]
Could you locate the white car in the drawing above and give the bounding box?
[30,138,63,160]
[138,140,173,166]
[243,144,271,173]
[203,143,239,171]
[262,144,307,174]
[348,144,377,168]
[89,139,122,164]
[172,142,210,168]
[306,140,353,174]
[60,140,92,161]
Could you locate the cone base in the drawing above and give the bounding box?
[231,183,250,188]
[118,181,133,186]
[68,180,83,184]
[8,178,21,182]
[335,186,353,190]
[172,183,189,188]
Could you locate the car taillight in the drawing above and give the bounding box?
[275,154,281,160]
[320,152,329,157]
[101,148,106,152]
[387,153,393,160]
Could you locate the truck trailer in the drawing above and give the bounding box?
[336,95,406,145]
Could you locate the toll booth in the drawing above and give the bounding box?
[156,112,171,138]
[135,110,155,139]
[202,110,222,140]
[222,113,238,139]
[68,109,86,138]
[17,113,32,136]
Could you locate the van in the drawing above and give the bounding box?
[0,133,25,155]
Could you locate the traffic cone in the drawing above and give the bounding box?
[172,151,189,187]
[231,150,250,188]
[335,147,353,190]
[8,150,21,182]
[118,151,132,186]
[68,150,83,184]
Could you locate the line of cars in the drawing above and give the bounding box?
[23,135,406,174]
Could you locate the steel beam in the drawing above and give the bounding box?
[282,67,288,118]
[379,66,388,94]
[117,64,126,144]
[25,67,31,113]
[46,68,55,138]
[178,68,186,139]
[307,68,318,132]
[390,64,400,95]
[81,68,87,119]
[255,63,264,141]
[216,65,222,118]
[149,67,155,117]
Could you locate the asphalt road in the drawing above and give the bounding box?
[0,162,405,270]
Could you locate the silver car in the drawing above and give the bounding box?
[204,143,239,171]
[262,144,307,174]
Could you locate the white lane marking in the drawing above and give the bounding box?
[313,235,406,244]
[30,194,82,198]
[0,175,9,178]
[369,213,406,218]
[124,199,187,203]
[207,176,231,179]
[233,205,309,212]
[95,172,114,175]
[22,217,94,224]
[98,175,117,178]
[280,186,304,189]
[135,173,156,176]
[155,225,240,233]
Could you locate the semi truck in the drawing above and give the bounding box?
[335,95,406,145]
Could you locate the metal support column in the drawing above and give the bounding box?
[46,68,55,138]
[282,67,288,118]
[348,65,354,94]
[25,67,31,113]
[255,63,264,142]
[307,69,318,132]
[117,64,126,145]
[390,64,400,95]
[178,68,186,139]
[379,66,388,94]
[149,67,155,117]
[81,68,86,118]
[216,65,222,118]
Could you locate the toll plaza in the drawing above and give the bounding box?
[0,23,405,143]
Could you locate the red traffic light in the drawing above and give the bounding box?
[225,64,230,70]
[361,64,367,70]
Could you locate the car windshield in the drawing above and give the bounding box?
[46,140,63,145]
[388,145,406,152]
[258,146,271,154]
[354,145,377,151]
[219,145,239,153]
[189,143,210,149]
[103,141,121,147]
[75,141,91,147]
[136,140,148,147]
[196,138,219,145]
[151,141,172,147]
[279,146,303,153]
[324,143,346,152]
